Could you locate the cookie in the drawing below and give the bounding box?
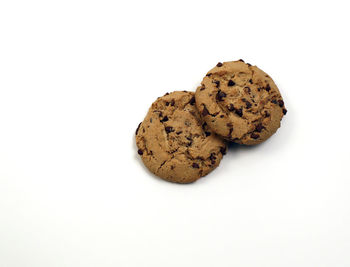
[135,91,227,183]
[195,60,287,145]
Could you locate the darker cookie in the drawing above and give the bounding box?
[195,60,287,145]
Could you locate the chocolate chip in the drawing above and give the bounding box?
[271,99,277,104]
[251,133,259,139]
[202,105,209,116]
[244,86,251,93]
[214,80,220,88]
[216,62,223,67]
[200,85,205,91]
[135,122,141,135]
[220,147,226,155]
[227,104,235,111]
[186,136,193,141]
[220,115,224,118]
[171,165,175,170]
[247,63,251,66]
[160,116,168,123]
[165,102,169,106]
[249,79,253,84]
[205,131,211,137]
[228,80,235,86]
[216,90,226,101]
[283,108,287,115]
[209,153,216,164]
[265,84,271,92]
[158,111,163,117]
[239,59,245,62]
[243,99,252,108]
[278,100,284,107]
[265,111,270,117]
[206,73,212,77]
[192,163,199,168]
[170,99,175,106]
[165,126,174,133]
[189,96,195,105]
[164,92,169,96]
[255,123,263,132]
[187,141,192,147]
[202,122,207,130]
[235,108,243,117]
[227,124,233,136]
[176,131,182,135]
[137,149,143,155]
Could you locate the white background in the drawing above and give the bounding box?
[0,0,349,266]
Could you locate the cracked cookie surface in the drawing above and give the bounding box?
[136,91,227,183]
[195,60,287,145]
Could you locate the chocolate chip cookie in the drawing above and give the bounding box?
[195,60,287,145]
[135,91,227,183]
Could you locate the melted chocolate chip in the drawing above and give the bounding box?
[135,122,141,135]
[137,149,143,155]
[209,153,216,164]
[255,123,263,132]
[202,105,209,116]
[227,104,235,111]
[205,131,211,137]
[216,62,223,67]
[192,163,199,168]
[220,147,226,155]
[216,90,226,101]
[235,108,243,117]
[228,80,235,86]
[165,126,174,133]
[189,96,195,105]
[283,108,287,115]
[228,128,233,136]
[160,116,168,123]
[251,133,260,139]
[243,99,252,108]
[278,100,284,107]
[227,124,234,136]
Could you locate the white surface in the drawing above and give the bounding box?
[0,0,349,266]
